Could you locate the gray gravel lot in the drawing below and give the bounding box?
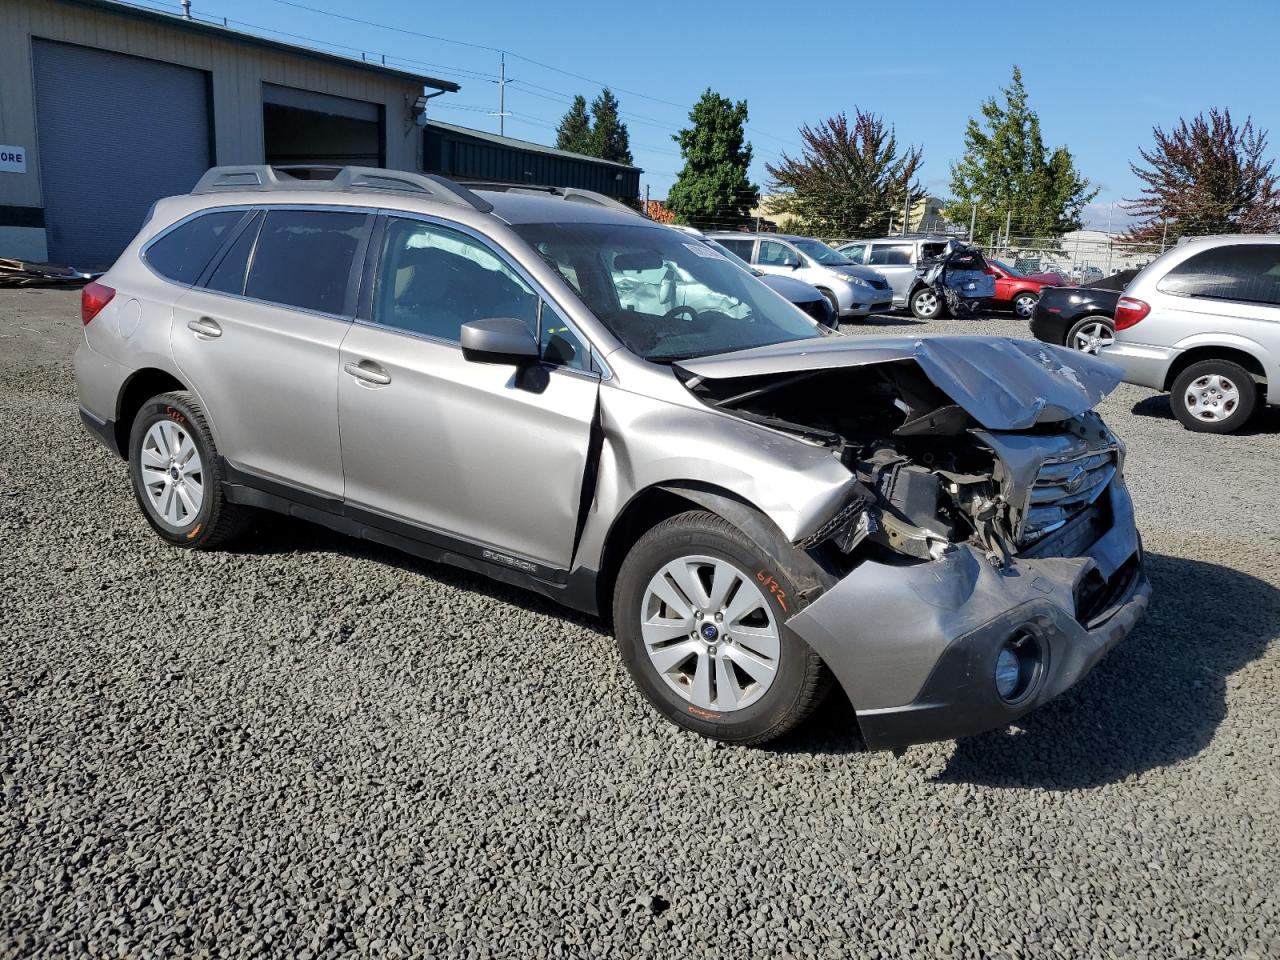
[2,288,1278,958]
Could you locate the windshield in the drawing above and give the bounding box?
[513,221,822,362]
[989,258,1023,277]
[790,237,852,266]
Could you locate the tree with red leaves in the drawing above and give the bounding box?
[765,110,923,236]
[1128,108,1280,239]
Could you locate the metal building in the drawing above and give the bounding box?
[423,121,642,203]
[0,0,458,267]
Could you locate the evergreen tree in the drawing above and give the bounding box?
[587,88,633,165]
[1127,108,1280,238]
[945,66,1095,240]
[555,95,592,154]
[766,110,923,236]
[666,89,758,229]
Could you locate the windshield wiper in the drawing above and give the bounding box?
[645,352,697,364]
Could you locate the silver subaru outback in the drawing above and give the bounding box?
[75,165,1150,750]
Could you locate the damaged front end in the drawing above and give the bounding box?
[676,336,1151,749]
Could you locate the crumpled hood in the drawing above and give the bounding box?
[675,336,1124,431]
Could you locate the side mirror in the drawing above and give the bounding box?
[460,317,539,365]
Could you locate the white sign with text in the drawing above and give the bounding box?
[0,145,27,173]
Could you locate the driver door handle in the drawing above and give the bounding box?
[345,360,391,386]
[187,317,222,339]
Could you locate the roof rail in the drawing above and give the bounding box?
[190,165,493,213]
[460,181,642,217]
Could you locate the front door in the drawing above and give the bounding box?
[337,215,600,570]
[171,207,370,496]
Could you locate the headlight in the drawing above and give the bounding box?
[845,275,871,288]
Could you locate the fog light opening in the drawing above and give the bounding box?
[994,630,1041,703]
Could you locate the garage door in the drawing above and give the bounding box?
[32,40,212,269]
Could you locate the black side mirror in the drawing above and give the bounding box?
[460,317,539,365]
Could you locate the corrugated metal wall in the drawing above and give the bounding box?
[424,126,641,200]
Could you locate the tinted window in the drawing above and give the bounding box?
[245,210,366,314]
[716,238,755,260]
[867,244,913,266]
[204,213,262,296]
[373,217,539,342]
[1157,245,1280,305]
[145,211,246,284]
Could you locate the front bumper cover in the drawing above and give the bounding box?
[787,480,1149,750]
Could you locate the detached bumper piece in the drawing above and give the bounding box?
[788,480,1149,751]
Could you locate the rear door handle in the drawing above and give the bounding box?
[187,317,222,339]
[344,360,391,386]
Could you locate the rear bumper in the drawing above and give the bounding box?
[787,480,1148,751]
[79,405,121,456]
[1099,340,1178,391]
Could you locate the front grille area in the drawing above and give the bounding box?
[1021,450,1116,544]
[868,277,889,290]
[1074,555,1141,626]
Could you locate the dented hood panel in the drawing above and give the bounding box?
[675,336,1124,430]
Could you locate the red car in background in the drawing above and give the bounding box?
[985,258,1063,318]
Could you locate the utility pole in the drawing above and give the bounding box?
[644,184,650,219]
[1004,210,1012,254]
[490,52,512,136]
[1105,203,1115,275]
[902,190,911,237]
[969,203,976,243]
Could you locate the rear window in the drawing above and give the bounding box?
[867,244,913,266]
[716,237,755,260]
[1157,245,1280,306]
[145,210,247,285]
[244,210,367,314]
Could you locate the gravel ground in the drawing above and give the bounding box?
[2,288,1278,958]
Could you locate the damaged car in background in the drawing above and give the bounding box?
[76,165,1149,751]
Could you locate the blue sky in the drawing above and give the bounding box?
[167,0,1280,228]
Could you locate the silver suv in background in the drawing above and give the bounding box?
[75,165,1148,750]
[707,232,892,320]
[837,236,950,310]
[1101,235,1280,434]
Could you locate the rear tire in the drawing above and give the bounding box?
[127,391,252,549]
[614,510,831,745]
[910,286,944,319]
[1065,315,1115,353]
[1170,360,1257,434]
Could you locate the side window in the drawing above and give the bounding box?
[373,217,539,342]
[539,303,591,372]
[867,244,914,266]
[1157,245,1280,306]
[718,238,754,260]
[921,242,946,261]
[145,210,247,285]
[840,243,867,263]
[245,209,366,314]
[204,212,262,296]
[759,240,799,267]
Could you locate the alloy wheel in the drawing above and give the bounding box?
[640,555,780,713]
[139,420,204,526]
[1183,374,1240,423]
[914,291,938,316]
[1014,294,1037,318]
[1071,320,1115,354]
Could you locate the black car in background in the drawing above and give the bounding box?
[1030,268,1140,354]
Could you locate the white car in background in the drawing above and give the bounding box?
[1101,235,1280,433]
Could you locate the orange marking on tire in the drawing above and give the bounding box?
[186,523,202,540]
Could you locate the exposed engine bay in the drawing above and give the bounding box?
[675,337,1125,571]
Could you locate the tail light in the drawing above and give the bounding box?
[80,281,115,325]
[1114,297,1150,330]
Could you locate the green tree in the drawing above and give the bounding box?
[1127,108,1280,239]
[666,89,758,229]
[945,66,1095,240]
[555,95,592,154]
[766,110,923,237]
[587,88,633,165]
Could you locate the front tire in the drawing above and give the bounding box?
[817,288,841,324]
[613,511,831,745]
[1011,291,1039,319]
[910,286,944,319]
[127,391,252,548]
[1169,360,1257,434]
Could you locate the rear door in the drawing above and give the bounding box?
[866,242,917,305]
[171,207,370,497]
[337,214,600,570]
